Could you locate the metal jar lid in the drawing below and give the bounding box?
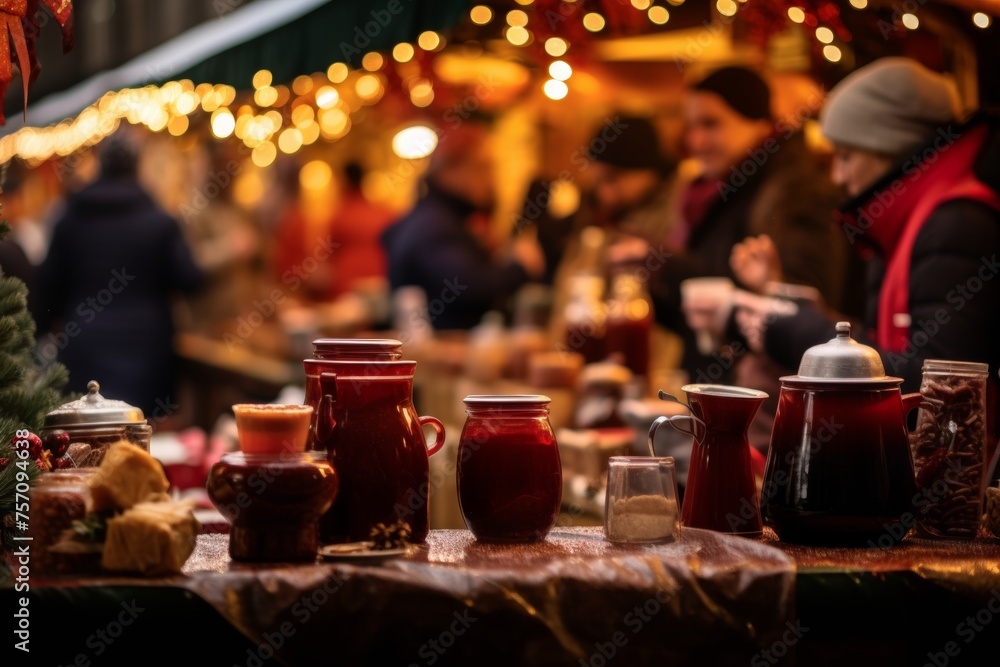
[781,322,902,386]
[43,380,146,428]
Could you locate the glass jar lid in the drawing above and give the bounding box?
[463,394,551,406]
[43,380,146,428]
[783,322,901,385]
[922,359,989,377]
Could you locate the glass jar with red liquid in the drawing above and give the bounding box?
[604,271,652,380]
[457,395,563,542]
[563,275,606,364]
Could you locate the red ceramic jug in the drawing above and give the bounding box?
[314,361,445,544]
[649,385,766,537]
[303,338,402,450]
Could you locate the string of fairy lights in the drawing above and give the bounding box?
[0,0,992,166]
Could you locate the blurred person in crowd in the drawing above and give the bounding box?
[614,67,845,385]
[179,145,263,334]
[0,162,36,288]
[381,122,545,330]
[547,116,678,358]
[272,159,316,297]
[514,179,577,286]
[0,160,63,290]
[323,162,395,299]
[554,115,677,279]
[733,58,1000,451]
[33,131,204,415]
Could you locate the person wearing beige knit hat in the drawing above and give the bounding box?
[819,57,964,198]
[732,57,1000,462]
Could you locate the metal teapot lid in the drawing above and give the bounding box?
[783,322,902,385]
[43,380,146,428]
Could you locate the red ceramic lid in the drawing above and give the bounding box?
[312,338,403,360]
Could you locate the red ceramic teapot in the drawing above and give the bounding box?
[763,322,919,544]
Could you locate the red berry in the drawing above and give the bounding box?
[0,457,9,470]
[22,432,43,459]
[44,430,71,458]
[53,456,73,470]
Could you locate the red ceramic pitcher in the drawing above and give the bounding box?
[314,361,445,544]
[303,338,402,450]
[649,385,766,537]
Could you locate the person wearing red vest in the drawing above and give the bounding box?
[733,58,1000,464]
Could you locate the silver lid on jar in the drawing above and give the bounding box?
[44,380,146,428]
[783,322,902,385]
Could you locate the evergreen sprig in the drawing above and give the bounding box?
[0,162,70,551]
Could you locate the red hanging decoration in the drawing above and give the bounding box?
[0,0,74,124]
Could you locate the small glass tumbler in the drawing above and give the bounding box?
[604,456,680,544]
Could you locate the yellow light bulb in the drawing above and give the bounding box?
[470,5,493,25]
[548,61,572,81]
[393,43,415,63]
[543,79,568,100]
[212,108,236,138]
[252,69,272,89]
[648,6,669,24]
[545,37,568,57]
[583,13,605,31]
[327,62,349,83]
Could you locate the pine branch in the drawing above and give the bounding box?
[0,443,41,549]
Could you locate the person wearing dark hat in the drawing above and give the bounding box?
[381,121,545,330]
[586,114,676,236]
[546,114,678,363]
[733,58,1000,461]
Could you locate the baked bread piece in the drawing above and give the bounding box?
[101,501,199,575]
[87,441,169,511]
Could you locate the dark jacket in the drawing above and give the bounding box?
[765,118,1000,386]
[764,117,1000,461]
[0,238,33,289]
[381,183,529,330]
[650,132,849,379]
[34,178,203,414]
